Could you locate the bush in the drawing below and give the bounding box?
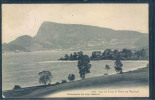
[104,73,108,75]
[55,82,60,85]
[61,80,67,83]
[68,74,75,81]
[13,85,21,90]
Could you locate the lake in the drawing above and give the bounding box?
[2,50,149,90]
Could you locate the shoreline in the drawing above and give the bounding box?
[3,66,149,98]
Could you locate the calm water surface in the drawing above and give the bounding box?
[2,50,148,90]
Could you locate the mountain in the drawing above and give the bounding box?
[2,35,32,52]
[2,21,149,52]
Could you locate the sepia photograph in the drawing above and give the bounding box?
[2,4,149,98]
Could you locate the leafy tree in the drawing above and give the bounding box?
[121,48,132,59]
[68,74,75,81]
[91,51,102,60]
[135,49,147,59]
[38,71,52,85]
[77,51,83,59]
[114,60,123,74]
[140,49,147,58]
[105,65,110,75]
[70,53,73,60]
[102,49,113,59]
[73,52,78,60]
[77,55,91,79]
[112,49,119,59]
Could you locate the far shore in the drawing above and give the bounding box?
[3,66,149,98]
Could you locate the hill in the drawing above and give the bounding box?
[2,21,148,52]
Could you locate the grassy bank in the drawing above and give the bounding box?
[3,67,149,98]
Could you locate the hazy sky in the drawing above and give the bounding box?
[2,4,148,43]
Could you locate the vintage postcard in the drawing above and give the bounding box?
[2,4,149,98]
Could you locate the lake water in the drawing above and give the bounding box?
[2,50,149,90]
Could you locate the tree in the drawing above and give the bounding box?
[64,54,70,60]
[73,52,78,60]
[38,71,52,85]
[140,49,147,59]
[135,49,147,59]
[121,48,132,59]
[102,49,113,59]
[91,51,102,60]
[105,65,110,75]
[77,51,83,59]
[77,55,91,79]
[114,60,123,74]
[70,53,73,60]
[68,74,75,81]
[112,49,119,59]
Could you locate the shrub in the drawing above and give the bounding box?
[61,80,67,83]
[13,85,21,90]
[55,82,60,85]
[104,73,108,75]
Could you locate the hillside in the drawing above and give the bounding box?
[3,67,149,98]
[2,21,148,52]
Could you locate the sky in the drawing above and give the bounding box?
[2,4,148,43]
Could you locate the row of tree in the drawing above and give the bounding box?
[59,51,83,60]
[91,48,148,60]
[39,54,123,85]
[77,55,123,79]
[38,55,91,85]
[59,48,148,61]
